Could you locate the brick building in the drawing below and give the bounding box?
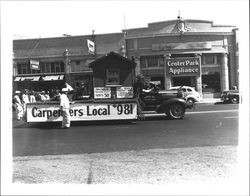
[13,17,239,98]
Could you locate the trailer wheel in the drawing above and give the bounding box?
[166,103,185,120]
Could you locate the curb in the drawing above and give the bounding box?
[196,99,222,105]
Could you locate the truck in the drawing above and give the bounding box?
[138,87,189,120]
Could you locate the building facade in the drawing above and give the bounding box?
[13,17,239,98]
[13,33,126,95]
[124,17,239,98]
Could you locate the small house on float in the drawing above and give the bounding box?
[89,51,136,99]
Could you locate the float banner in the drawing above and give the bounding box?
[116,87,133,98]
[165,57,201,76]
[26,102,137,122]
[94,87,111,99]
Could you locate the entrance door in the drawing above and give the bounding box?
[172,76,195,87]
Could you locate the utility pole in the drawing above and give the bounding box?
[63,49,71,85]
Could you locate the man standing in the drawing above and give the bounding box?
[60,88,70,128]
[13,91,23,120]
[22,89,30,111]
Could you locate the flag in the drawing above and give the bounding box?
[87,39,95,55]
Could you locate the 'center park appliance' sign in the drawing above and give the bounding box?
[165,57,201,76]
[26,102,137,122]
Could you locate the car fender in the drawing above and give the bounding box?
[156,98,187,113]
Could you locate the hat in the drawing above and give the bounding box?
[15,91,20,94]
[61,88,68,92]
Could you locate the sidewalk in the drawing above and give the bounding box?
[197,98,222,105]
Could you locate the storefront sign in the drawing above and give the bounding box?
[26,102,137,122]
[165,57,201,76]
[116,87,134,98]
[30,59,40,70]
[152,42,211,51]
[94,87,111,99]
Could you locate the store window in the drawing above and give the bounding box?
[202,72,221,92]
[45,63,51,73]
[106,69,120,85]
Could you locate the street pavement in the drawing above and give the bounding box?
[11,102,244,193]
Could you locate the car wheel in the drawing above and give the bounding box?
[186,98,195,106]
[230,96,239,104]
[166,103,185,120]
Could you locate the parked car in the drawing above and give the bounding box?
[169,86,202,105]
[221,90,240,104]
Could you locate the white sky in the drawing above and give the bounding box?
[1,0,249,39]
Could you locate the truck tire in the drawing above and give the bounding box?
[187,98,195,105]
[230,96,239,104]
[166,103,185,119]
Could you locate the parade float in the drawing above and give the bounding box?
[25,52,189,123]
[25,52,138,122]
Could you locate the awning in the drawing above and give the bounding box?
[14,77,21,81]
[14,75,64,82]
[40,75,64,81]
[14,76,40,81]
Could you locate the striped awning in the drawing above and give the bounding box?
[14,75,64,81]
[40,75,64,81]
[14,76,40,81]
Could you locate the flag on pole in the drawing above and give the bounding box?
[87,39,95,55]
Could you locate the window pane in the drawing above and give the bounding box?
[216,55,222,65]
[60,62,65,72]
[205,54,215,64]
[106,69,120,85]
[40,63,45,73]
[45,63,51,73]
[140,57,147,68]
[159,57,164,67]
[51,63,55,73]
[147,56,158,67]
[17,64,21,74]
[55,63,60,72]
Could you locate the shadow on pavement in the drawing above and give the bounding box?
[12,115,179,129]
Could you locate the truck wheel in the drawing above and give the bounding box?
[166,103,185,119]
[230,96,239,104]
[186,98,195,107]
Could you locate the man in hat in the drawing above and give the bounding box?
[13,91,23,120]
[60,88,70,128]
[22,89,30,111]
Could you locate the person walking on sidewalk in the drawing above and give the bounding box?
[60,88,70,128]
